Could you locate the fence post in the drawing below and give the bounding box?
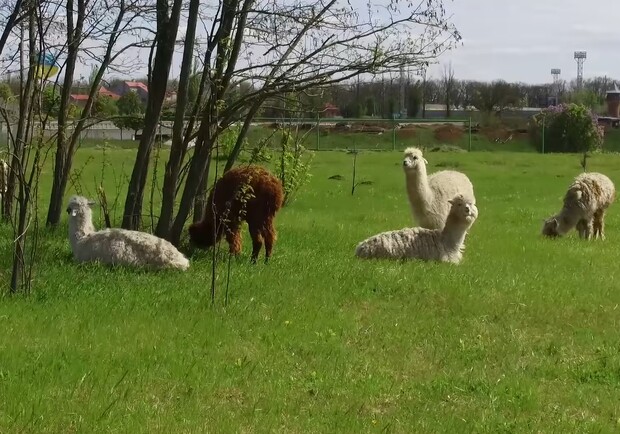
[316,114,320,151]
[468,117,472,152]
[542,117,545,154]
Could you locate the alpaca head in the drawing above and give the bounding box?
[66,196,97,244]
[402,147,428,173]
[543,211,577,238]
[541,216,561,237]
[188,220,221,249]
[448,194,478,225]
[66,195,96,220]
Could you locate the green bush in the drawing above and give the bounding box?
[530,103,604,153]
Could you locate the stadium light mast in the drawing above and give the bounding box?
[399,65,406,119]
[550,68,561,105]
[574,51,586,90]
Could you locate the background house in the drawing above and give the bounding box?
[69,86,121,107]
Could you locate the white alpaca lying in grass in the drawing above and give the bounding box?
[355,194,478,264]
[542,172,615,240]
[403,147,476,230]
[67,195,190,270]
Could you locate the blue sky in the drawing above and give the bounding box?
[427,0,620,83]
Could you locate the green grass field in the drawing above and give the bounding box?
[2,147,620,433]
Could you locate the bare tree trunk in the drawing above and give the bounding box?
[0,0,24,58]
[192,166,209,223]
[155,0,199,238]
[4,21,28,221]
[10,7,36,293]
[46,0,85,227]
[45,2,131,227]
[168,136,212,245]
[122,0,183,230]
[442,63,455,118]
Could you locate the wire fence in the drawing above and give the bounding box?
[2,116,620,154]
[248,117,620,154]
[248,117,475,152]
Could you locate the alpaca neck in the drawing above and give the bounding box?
[69,214,96,249]
[406,165,432,210]
[556,209,579,235]
[441,216,469,248]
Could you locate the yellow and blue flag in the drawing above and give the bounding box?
[35,52,59,80]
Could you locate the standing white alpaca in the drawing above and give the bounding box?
[403,147,476,230]
[67,195,190,270]
[355,194,478,264]
[542,172,615,240]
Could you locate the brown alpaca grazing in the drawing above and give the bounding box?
[188,165,284,263]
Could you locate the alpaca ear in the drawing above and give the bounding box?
[423,158,428,164]
[87,200,96,207]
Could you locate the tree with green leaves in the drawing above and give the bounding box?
[92,95,119,119]
[113,90,145,139]
[531,103,604,153]
[0,82,12,101]
[116,90,145,115]
[41,86,61,117]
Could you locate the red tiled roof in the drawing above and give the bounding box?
[70,86,121,102]
[125,81,148,92]
[99,86,121,100]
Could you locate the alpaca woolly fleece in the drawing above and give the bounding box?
[188,165,284,263]
[542,172,615,240]
[355,194,478,264]
[402,147,476,230]
[67,196,190,270]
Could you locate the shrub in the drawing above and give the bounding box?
[277,130,314,206]
[215,124,247,161]
[530,103,604,153]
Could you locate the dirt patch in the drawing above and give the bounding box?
[396,127,417,139]
[433,124,463,142]
[349,125,385,134]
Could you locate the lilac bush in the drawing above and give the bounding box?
[530,103,604,153]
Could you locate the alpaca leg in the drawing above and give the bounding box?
[225,225,242,255]
[576,219,587,239]
[584,219,594,240]
[248,223,264,264]
[262,217,276,264]
[594,209,606,240]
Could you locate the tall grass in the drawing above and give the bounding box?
[1,150,620,432]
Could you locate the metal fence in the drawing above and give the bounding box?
[249,117,620,153]
[2,115,618,153]
[248,117,475,152]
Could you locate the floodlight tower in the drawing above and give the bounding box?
[574,51,587,90]
[550,68,561,106]
[399,65,406,119]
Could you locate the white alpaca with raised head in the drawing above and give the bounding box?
[355,194,478,264]
[403,147,476,230]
